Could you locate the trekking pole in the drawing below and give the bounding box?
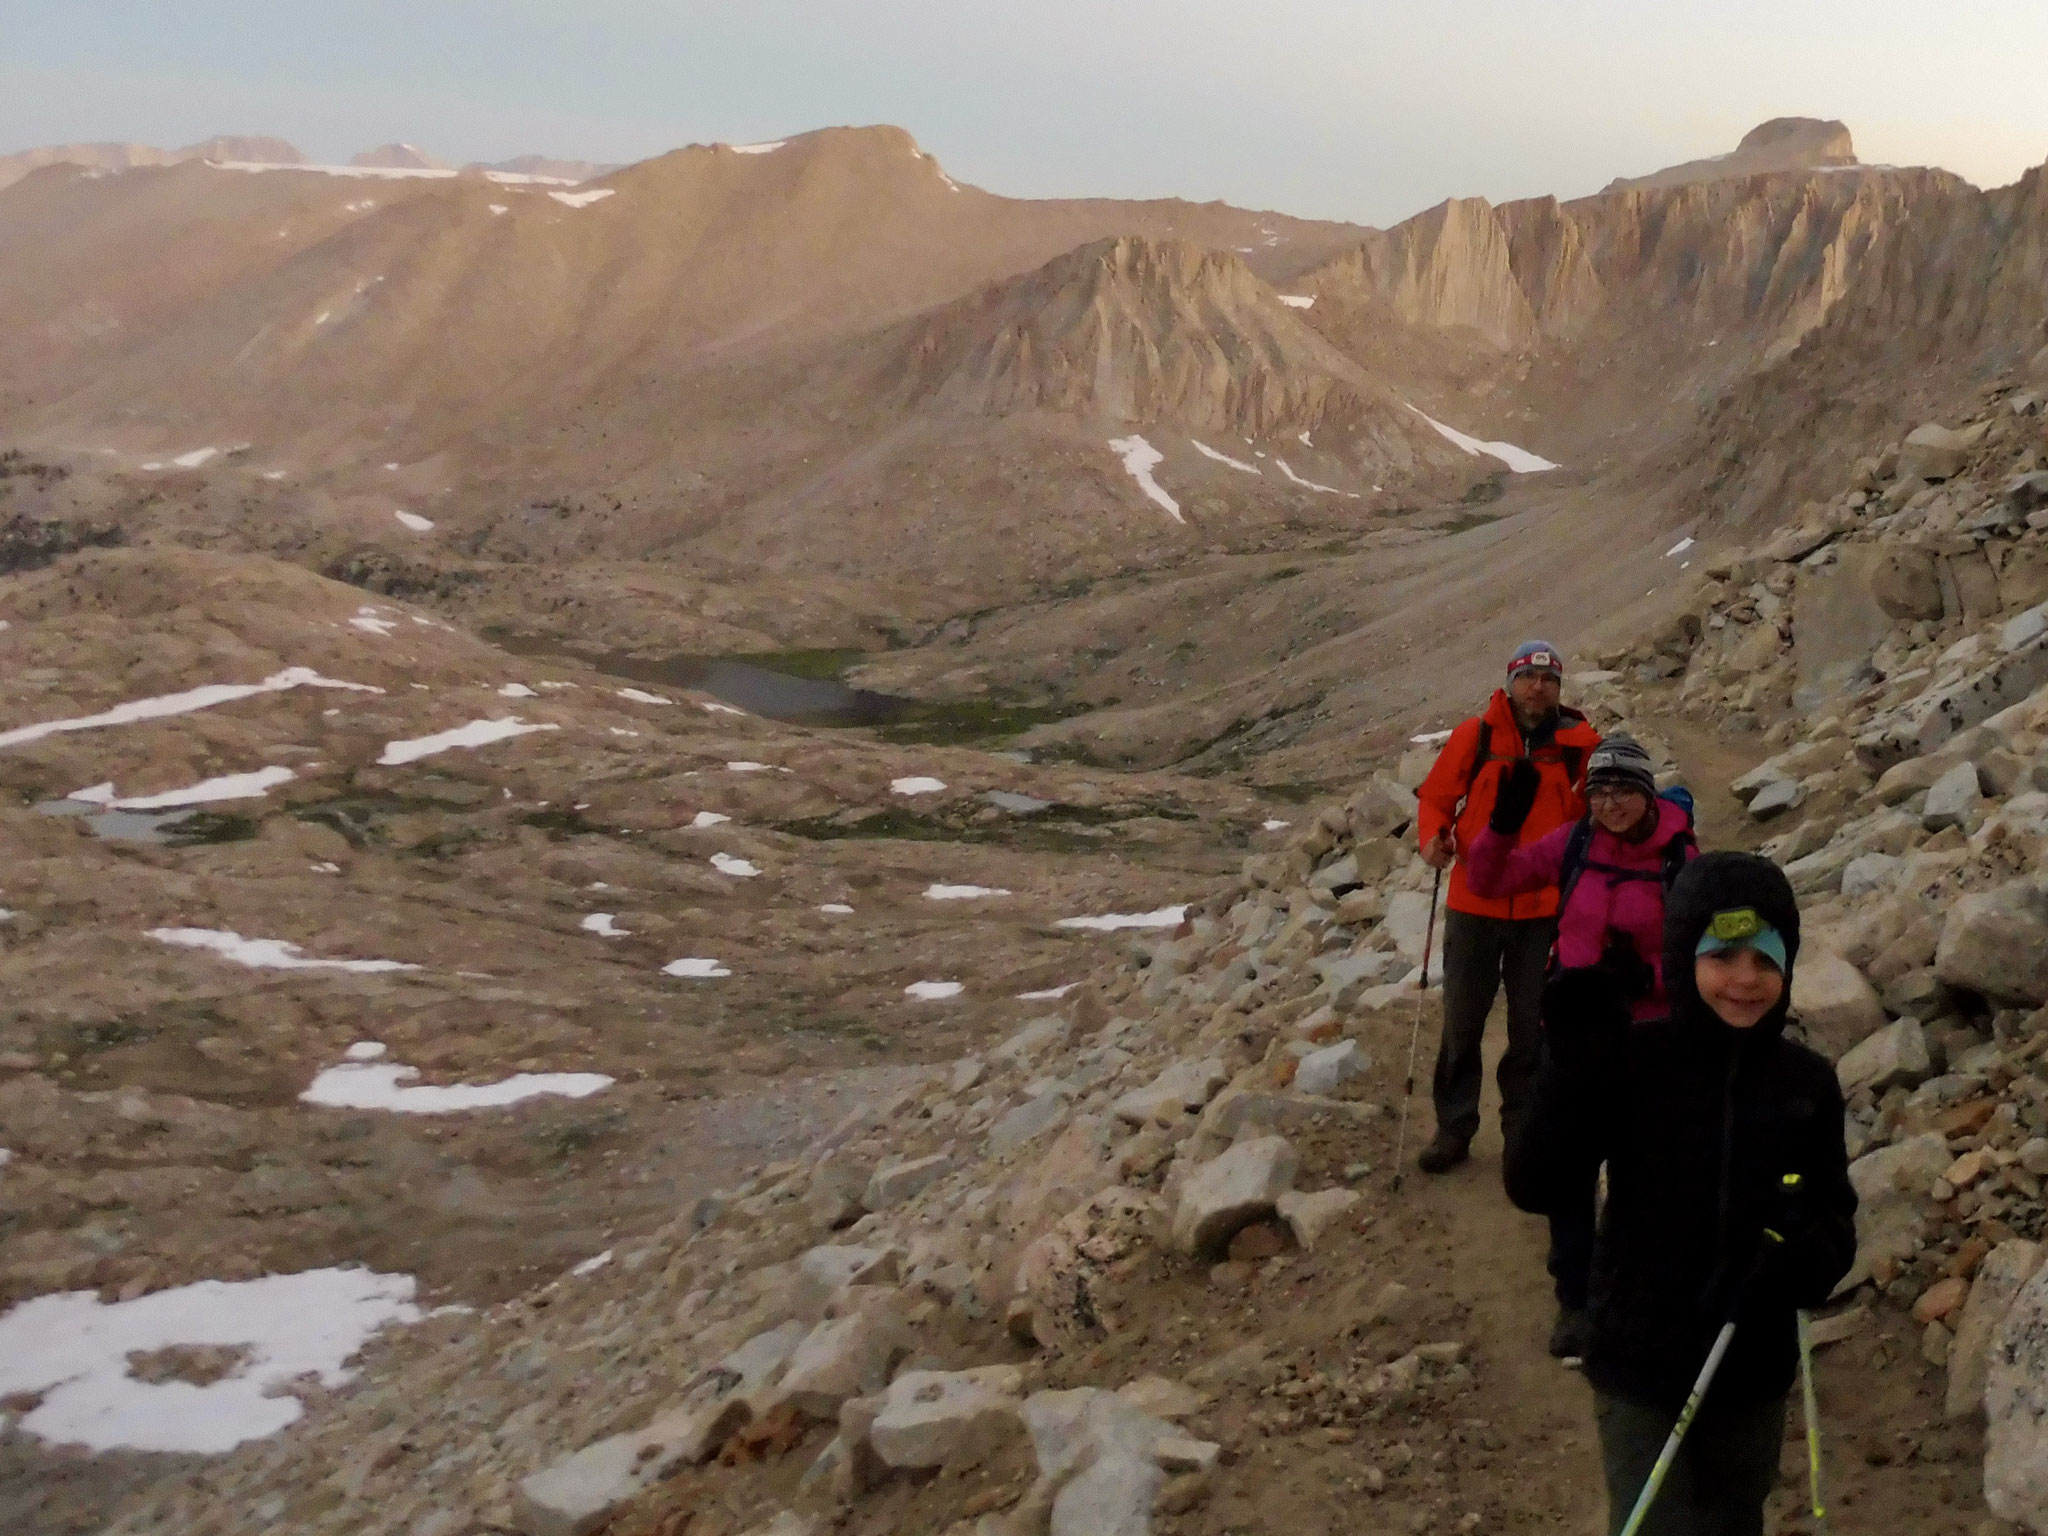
[1389,865,1443,1193]
[1618,1220,1789,1536]
[1797,1307,1830,1535]
[1778,1172,1830,1535]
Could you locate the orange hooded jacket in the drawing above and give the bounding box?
[1415,689,1600,920]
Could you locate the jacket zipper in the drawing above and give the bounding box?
[1715,1046,1739,1300]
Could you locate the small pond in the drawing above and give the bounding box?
[490,638,1074,747]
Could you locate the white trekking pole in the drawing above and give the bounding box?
[1390,865,1443,1194]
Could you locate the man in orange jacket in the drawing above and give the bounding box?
[1413,640,1599,1173]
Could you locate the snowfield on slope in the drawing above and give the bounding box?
[1408,407,1559,473]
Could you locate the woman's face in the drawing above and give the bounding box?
[1694,948,1785,1029]
[1589,784,1652,836]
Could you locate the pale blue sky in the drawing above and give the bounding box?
[3,1,2045,225]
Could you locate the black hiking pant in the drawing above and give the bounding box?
[1595,1390,1787,1536]
[1547,1171,1598,1310]
[1431,908,1554,1151]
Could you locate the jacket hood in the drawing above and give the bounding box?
[1663,852,1801,1042]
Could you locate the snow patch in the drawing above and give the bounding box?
[727,761,770,773]
[580,913,630,937]
[1408,407,1559,473]
[710,853,760,878]
[1016,982,1077,1001]
[1275,459,1354,496]
[497,683,537,698]
[616,688,671,705]
[1261,818,1292,831]
[818,903,854,915]
[1275,294,1315,309]
[393,510,434,532]
[905,980,962,1000]
[925,883,1010,901]
[1054,905,1188,932]
[1410,728,1455,746]
[1107,437,1182,523]
[570,1251,613,1278]
[662,957,732,978]
[349,607,398,636]
[0,668,381,750]
[0,1267,421,1453]
[377,718,558,766]
[731,141,786,154]
[1665,536,1696,557]
[302,1058,611,1114]
[700,699,745,716]
[1190,440,1260,476]
[691,811,732,828]
[170,448,220,469]
[549,189,614,209]
[70,766,295,810]
[891,776,947,795]
[148,928,418,974]
[345,1042,386,1061]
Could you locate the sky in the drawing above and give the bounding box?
[3,0,2046,226]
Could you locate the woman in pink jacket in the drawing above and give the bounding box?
[1465,732,1696,1360]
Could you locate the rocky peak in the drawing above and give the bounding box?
[349,142,449,171]
[1604,115,1859,193]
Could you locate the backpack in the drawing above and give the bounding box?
[1554,786,1698,915]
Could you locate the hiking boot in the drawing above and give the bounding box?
[1416,1135,1470,1175]
[1549,1305,1594,1361]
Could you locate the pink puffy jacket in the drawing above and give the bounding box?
[1464,798,1696,1020]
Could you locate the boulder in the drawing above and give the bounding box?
[865,1153,951,1210]
[1347,775,1418,840]
[1021,1387,1177,1536]
[1382,890,1447,981]
[1840,852,1903,901]
[1984,1263,2048,1526]
[1922,761,1983,832]
[1937,881,2048,1006]
[1898,423,1971,482]
[1748,778,1806,821]
[1170,1136,1298,1255]
[1841,1133,1952,1292]
[514,1322,809,1535]
[1116,1375,1204,1420]
[1313,949,1403,1006]
[805,1154,870,1230]
[1856,634,2048,772]
[777,1308,907,1419]
[1870,547,1945,621]
[1950,1240,2045,1421]
[1836,1018,1932,1095]
[1012,1187,1160,1352]
[1110,1058,1227,1125]
[1292,1039,1367,1096]
[1790,950,1887,1057]
[988,1088,1071,1156]
[869,1365,1026,1469]
[1276,1187,1362,1250]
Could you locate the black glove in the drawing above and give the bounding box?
[1599,934,1654,1003]
[1541,964,1630,1074]
[1489,758,1541,835]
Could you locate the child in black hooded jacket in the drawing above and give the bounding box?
[1505,851,1857,1535]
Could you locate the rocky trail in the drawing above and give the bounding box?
[7,112,2048,1536]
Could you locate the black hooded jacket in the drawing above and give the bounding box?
[1504,852,1858,1410]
